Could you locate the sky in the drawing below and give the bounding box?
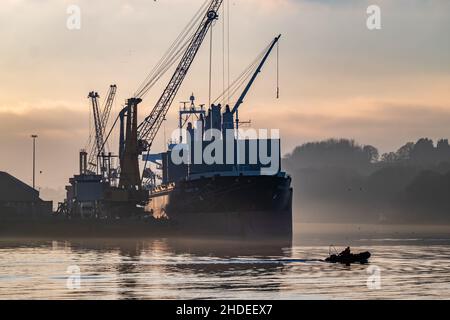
[0,0,450,196]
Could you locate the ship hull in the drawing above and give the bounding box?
[0,176,292,242]
[148,175,293,241]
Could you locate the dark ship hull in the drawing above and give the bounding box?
[0,175,292,241]
[148,174,293,241]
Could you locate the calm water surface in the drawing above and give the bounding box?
[1,237,450,300]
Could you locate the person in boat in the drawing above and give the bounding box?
[339,246,351,257]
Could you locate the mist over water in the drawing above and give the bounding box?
[285,138,450,225]
[1,226,450,300]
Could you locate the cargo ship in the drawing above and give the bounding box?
[145,95,293,239]
[1,0,293,242]
[57,94,293,241]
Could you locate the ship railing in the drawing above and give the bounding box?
[150,183,176,195]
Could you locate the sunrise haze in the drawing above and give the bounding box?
[1,0,449,193]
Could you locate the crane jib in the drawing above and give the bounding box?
[88,92,104,157]
[118,0,223,190]
[136,0,224,152]
[232,35,282,116]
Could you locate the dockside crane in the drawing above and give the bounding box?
[101,85,117,136]
[119,0,223,191]
[88,91,104,166]
[87,85,117,175]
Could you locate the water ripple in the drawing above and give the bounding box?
[0,239,450,299]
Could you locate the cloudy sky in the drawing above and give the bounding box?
[0,0,449,194]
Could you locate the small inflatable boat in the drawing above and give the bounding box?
[325,246,371,265]
[325,251,371,264]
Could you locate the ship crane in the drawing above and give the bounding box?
[119,0,223,190]
[232,35,281,130]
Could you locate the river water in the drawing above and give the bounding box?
[1,232,450,300]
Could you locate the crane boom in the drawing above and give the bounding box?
[119,0,223,190]
[137,0,223,151]
[100,85,117,133]
[232,35,281,116]
[87,86,117,173]
[88,92,104,158]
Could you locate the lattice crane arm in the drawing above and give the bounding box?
[88,91,104,156]
[100,85,117,134]
[137,0,223,152]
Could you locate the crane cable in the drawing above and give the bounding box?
[208,23,213,108]
[136,35,194,99]
[136,0,222,184]
[85,98,93,151]
[213,42,270,105]
[99,112,121,161]
[134,34,194,99]
[134,0,210,99]
[277,40,280,99]
[227,0,230,105]
[222,1,225,106]
[135,1,207,97]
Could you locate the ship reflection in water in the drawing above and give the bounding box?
[1,238,450,299]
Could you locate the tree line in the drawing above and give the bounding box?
[284,138,450,224]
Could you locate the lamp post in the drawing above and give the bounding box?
[31,135,38,190]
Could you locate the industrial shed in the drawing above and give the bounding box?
[0,171,52,218]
